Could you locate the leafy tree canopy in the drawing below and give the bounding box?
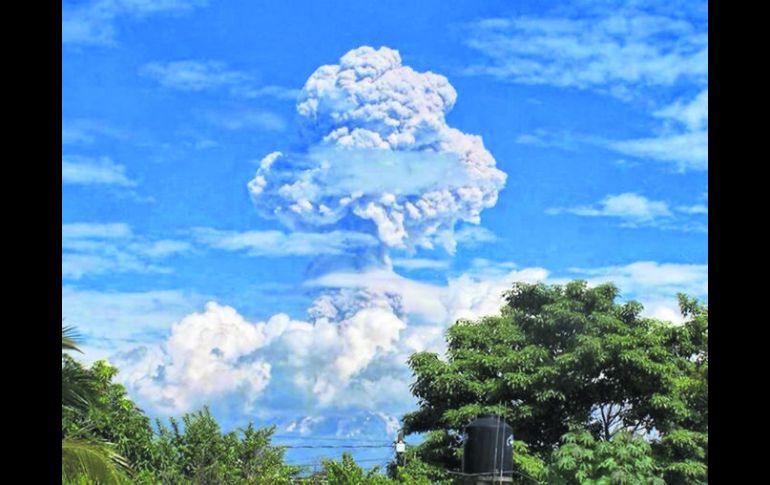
[403,280,707,484]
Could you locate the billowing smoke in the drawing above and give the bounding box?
[118,288,408,413]
[248,46,506,254]
[116,47,512,432]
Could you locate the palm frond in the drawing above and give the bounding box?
[62,361,97,413]
[62,438,132,484]
[63,326,83,353]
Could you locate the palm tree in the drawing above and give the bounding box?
[62,326,94,413]
[62,326,131,484]
[62,438,131,484]
[62,325,80,352]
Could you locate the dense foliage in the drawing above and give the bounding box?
[62,279,707,484]
[61,334,436,484]
[62,356,302,484]
[403,280,707,484]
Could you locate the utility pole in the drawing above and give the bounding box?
[395,430,406,467]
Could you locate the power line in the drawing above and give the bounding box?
[282,444,393,449]
[273,434,392,444]
[287,456,393,468]
[290,457,392,465]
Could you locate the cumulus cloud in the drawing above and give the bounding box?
[86,44,707,440]
[248,46,506,254]
[117,302,273,414]
[307,266,548,327]
[113,264,552,416]
[117,289,408,413]
[110,257,706,422]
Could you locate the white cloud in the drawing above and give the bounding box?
[116,302,273,414]
[62,223,191,279]
[62,253,170,279]
[62,222,133,239]
[465,258,520,278]
[139,60,300,101]
[116,289,408,413]
[608,87,708,173]
[548,193,707,232]
[391,258,450,270]
[454,225,497,246]
[307,266,548,327]
[140,60,249,91]
[231,85,301,101]
[248,46,507,254]
[566,261,708,323]
[569,261,708,296]
[609,130,707,172]
[548,193,672,223]
[62,286,204,351]
[514,129,586,151]
[464,5,709,175]
[464,11,707,94]
[63,0,209,46]
[654,89,708,131]
[515,134,545,146]
[108,258,706,418]
[192,228,379,257]
[62,156,137,186]
[62,119,128,145]
[676,204,708,215]
[133,240,194,258]
[206,110,286,132]
[63,41,708,431]
[284,416,327,436]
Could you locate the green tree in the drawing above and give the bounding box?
[61,329,302,484]
[62,326,96,414]
[385,447,453,485]
[651,295,708,484]
[62,327,132,484]
[150,408,300,484]
[62,357,157,472]
[545,430,664,484]
[317,452,395,485]
[403,281,707,483]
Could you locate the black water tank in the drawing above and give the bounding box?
[462,414,514,476]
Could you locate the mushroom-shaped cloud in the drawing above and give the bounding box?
[248,46,506,253]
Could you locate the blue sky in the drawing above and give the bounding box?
[62,0,707,468]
